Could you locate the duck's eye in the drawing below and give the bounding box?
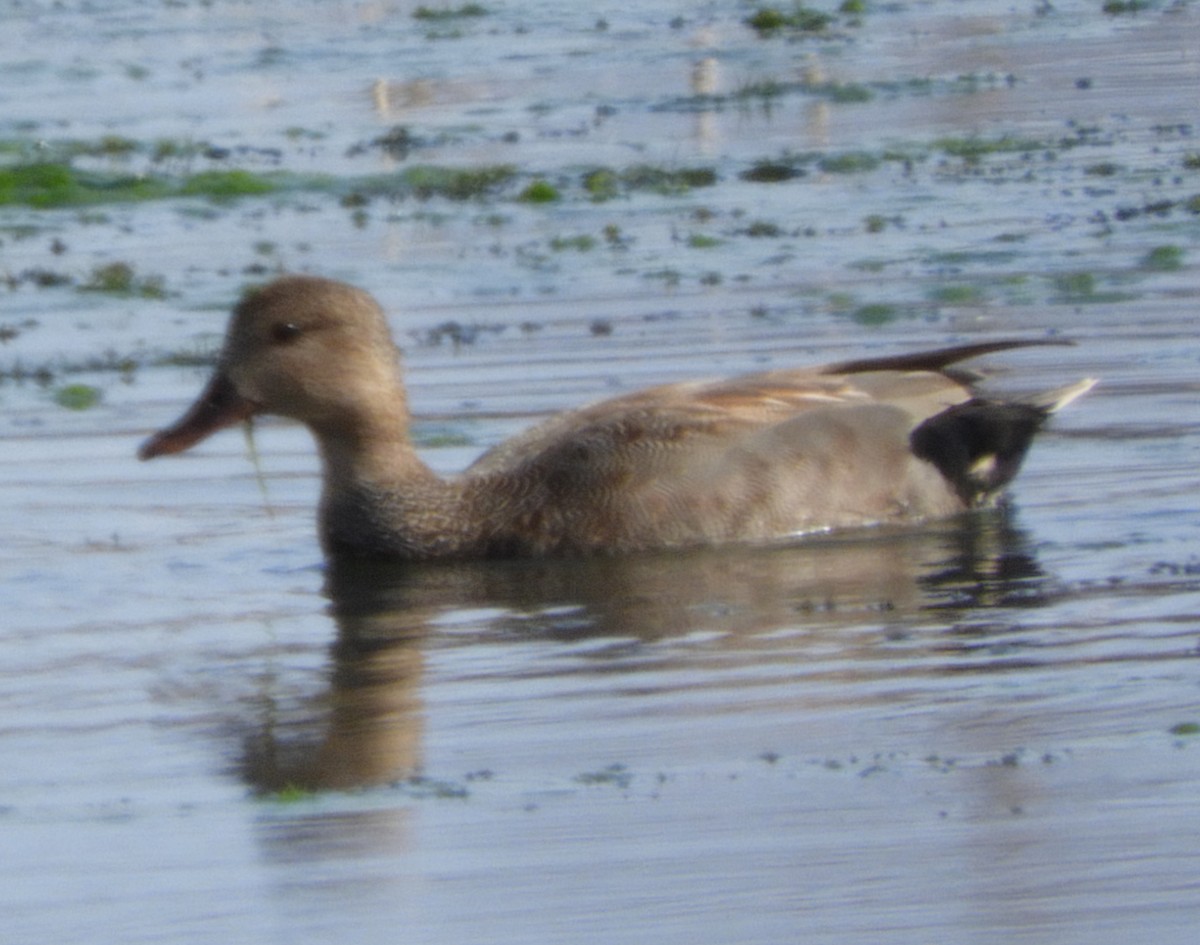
[270,322,303,344]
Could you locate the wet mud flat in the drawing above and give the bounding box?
[2,2,1200,944]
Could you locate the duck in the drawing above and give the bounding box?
[139,275,1094,559]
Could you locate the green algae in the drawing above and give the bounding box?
[412,3,488,20]
[1,347,145,386]
[1049,271,1134,305]
[582,168,620,201]
[745,4,834,35]
[1102,0,1150,13]
[178,170,276,200]
[657,70,1024,117]
[929,284,986,305]
[79,262,166,298]
[621,165,718,194]
[1051,271,1097,300]
[580,164,717,201]
[1140,244,1184,271]
[401,163,517,200]
[851,302,899,326]
[934,134,1047,162]
[818,151,880,174]
[518,179,561,203]
[261,784,318,803]
[549,234,597,252]
[741,220,783,237]
[816,82,873,103]
[0,161,281,208]
[573,763,633,788]
[53,383,103,410]
[416,428,475,448]
[0,163,143,208]
[741,160,804,183]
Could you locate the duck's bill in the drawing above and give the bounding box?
[138,373,259,460]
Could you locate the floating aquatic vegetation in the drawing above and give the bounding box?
[573,763,632,788]
[53,383,102,410]
[402,163,517,201]
[518,179,561,203]
[412,3,489,20]
[740,159,805,183]
[928,284,986,306]
[933,134,1047,163]
[1052,271,1097,300]
[178,170,276,200]
[851,302,899,326]
[0,161,281,207]
[620,165,718,194]
[548,234,596,252]
[1140,244,1184,271]
[745,4,834,36]
[819,151,880,174]
[1102,0,1150,14]
[580,164,717,200]
[78,262,166,298]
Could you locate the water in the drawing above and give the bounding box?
[2,2,1199,943]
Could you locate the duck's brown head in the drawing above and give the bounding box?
[139,275,405,460]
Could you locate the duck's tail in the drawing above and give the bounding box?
[1019,377,1098,414]
[910,377,1096,507]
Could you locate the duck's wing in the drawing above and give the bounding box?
[819,338,1070,377]
[461,370,971,554]
[464,341,1023,478]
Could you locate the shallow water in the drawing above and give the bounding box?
[2,2,1200,943]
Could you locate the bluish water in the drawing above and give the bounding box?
[2,2,1199,944]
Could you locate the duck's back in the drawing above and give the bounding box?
[459,365,974,555]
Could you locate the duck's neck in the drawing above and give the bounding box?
[315,410,427,490]
[312,411,474,558]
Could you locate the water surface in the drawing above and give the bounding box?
[2,2,1199,943]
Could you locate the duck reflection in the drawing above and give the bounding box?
[238,505,1051,793]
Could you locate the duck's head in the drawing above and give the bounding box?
[139,275,405,460]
